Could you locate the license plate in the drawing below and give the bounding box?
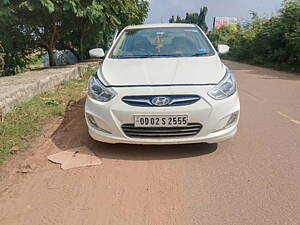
[134,115,188,127]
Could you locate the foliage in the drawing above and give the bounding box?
[207,1,300,71]
[0,1,32,75]
[169,6,208,32]
[45,98,60,106]
[60,0,149,60]
[0,0,149,75]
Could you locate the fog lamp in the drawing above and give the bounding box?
[225,111,239,128]
[86,114,99,128]
[86,113,112,134]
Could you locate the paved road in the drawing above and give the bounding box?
[0,61,299,225]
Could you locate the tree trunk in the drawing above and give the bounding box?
[78,19,87,62]
[47,47,56,67]
[79,33,84,61]
[48,22,57,66]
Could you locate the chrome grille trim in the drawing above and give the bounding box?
[122,95,200,107]
[121,123,202,138]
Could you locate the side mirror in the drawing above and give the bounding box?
[217,44,230,55]
[89,48,105,58]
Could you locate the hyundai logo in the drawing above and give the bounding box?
[151,96,171,106]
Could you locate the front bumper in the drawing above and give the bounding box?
[85,86,240,144]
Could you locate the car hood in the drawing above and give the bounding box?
[100,55,226,86]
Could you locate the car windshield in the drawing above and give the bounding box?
[110,27,215,59]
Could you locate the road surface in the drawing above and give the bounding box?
[0,60,299,225]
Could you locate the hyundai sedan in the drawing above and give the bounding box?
[85,23,240,144]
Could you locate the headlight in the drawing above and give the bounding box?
[88,73,116,102]
[208,69,236,100]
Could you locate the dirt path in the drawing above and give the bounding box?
[0,61,300,225]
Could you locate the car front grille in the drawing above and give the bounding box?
[122,95,200,107]
[121,123,202,138]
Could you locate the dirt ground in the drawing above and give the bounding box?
[0,60,300,225]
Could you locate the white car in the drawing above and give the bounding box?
[85,23,240,145]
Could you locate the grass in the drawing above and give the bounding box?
[0,70,93,165]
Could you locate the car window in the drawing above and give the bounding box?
[110,27,215,58]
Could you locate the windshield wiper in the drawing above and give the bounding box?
[112,55,151,59]
[147,53,210,58]
[148,54,182,58]
[191,52,210,57]
[112,54,181,59]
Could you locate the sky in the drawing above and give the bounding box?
[145,0,284,28]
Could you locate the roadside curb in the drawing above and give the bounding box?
[0,60,100,115]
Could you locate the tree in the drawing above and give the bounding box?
[0,0,41,75]
[4,0,65,66]
[168,6,208,33]
[0,0,149,74]
[198,6,208,32]
[169,16,175,23]
[60,0,149,60]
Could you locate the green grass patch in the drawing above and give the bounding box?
[0,70,94,165]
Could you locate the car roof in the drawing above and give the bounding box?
[125,23,197,30]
